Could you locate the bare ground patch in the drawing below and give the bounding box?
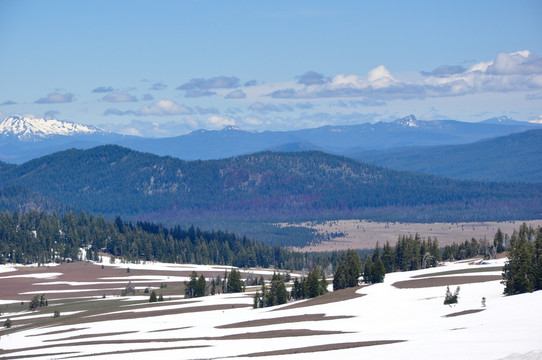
[26,327,90,337]
[216,313,354,329]
[444,309,485,317]
[274,285,366,311]
[410,266,502,278]
[393,275,502,289]
[239,340,407,357]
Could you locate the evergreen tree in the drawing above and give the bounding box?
[494,228,505,253]
[363,257,373,284]
[502,227,535,295]
[332,249,361,291]
[444,286,460,305]
[149,290,157,302]
[307,268,321,298]
[196,274,207,297]
[227,268,244,293]
[370,257,386,283]
[381,241,395,273]
[185,271,199,298]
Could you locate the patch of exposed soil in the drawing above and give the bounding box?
[274,285,366,311]
[216,313,353,329]
[44,330,139,342]
[27,327,90,337]
[392,275,502,289]
[240,340,407,357]
[410,266,502,278]
[444,309,485,317]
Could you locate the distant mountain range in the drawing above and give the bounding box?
[1,114,540,164]
[350,129,542,183]
[1,145,541,225]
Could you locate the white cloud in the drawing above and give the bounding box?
[268,50,542,101]
[206,115,235,129]
[529,115,542,124]
[367,65,396,88]
[139,100,192,116]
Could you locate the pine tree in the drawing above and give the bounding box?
[363,257,373,284]
[227,268,244,293]
[196,274,206,297]
[444,286,460,305]
[370,257,386,283]
[502,230,535,295]
[149,290,157,302]
[494,228,505,253]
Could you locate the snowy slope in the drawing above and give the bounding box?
[1,258,541,359]
[0,115,106,141]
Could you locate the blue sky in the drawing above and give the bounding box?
[1,0,541,137]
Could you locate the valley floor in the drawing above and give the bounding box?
[285,219,542,251]
[1,258,541,359]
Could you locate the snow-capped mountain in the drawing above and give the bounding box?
[0,115,106,141]
[392,114,420,127]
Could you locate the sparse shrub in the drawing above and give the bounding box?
[158,293,164,302]
[144,287,150,294]
[3,318,12,328]
[53,310,60,318]
[481,297,486,307]
[444,286,460,305]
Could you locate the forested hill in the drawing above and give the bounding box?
[350,129,542,183]
[0,145,541,223]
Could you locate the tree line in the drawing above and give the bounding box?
[0,210,341,271]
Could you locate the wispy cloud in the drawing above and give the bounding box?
[196,106,220,115]
[35,92,74,104]
[177,76,240,90]
[420,65,466,77]
[249,102,294,113]
[92,86,114,93]
[44,110,60,117]
[0,100,17,106]
[104,100,192,117]
[184,89,217,98]
[150,82,167,91]
[296,71,329,85]
[225,89,246,99]
[103,92,138,103]
[103,108,137,116]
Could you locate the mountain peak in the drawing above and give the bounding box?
[0,115,106,141]
[393,115,419,127]
[222,125,242,131]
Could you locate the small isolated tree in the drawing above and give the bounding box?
[444,286,460,305]
[149,290,157,302]
[53,310,61,318]
[158,293,164,302]
[4,318,12,328]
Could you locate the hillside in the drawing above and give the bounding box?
[1,258,541,359]
[350,129,542,183]
[0,146,541,225]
